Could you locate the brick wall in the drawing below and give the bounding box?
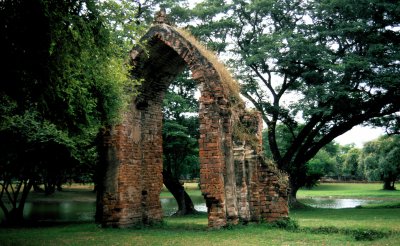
[97,22,289,229]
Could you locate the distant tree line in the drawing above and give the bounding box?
[264,127,400,190]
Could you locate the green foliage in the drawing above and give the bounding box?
[114,0,191,26]
[0,0,144,223]
[263,125,339,189]
[162,69,199,179]
[98,0,152,57]
[262,124,296,158]
[163,69,198,122]
[342,148,362,179]
[359,135,400,189]
[352,229,388,241]
[190,0,234,54]
[163,121,198,153]
[270,218,299,231]
[305,149,337,187]
[162,119,199,179]
[302,226,388,241]
[187,0,400,201]
[308,226,340,234]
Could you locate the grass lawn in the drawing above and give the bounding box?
[160,182,202,198]
[298,182,400,198]
[26,184,96,202]
[0,182,399,245]
[1,209,399,246]
[292,207,400,231]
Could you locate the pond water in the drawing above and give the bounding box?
[23,201,96,222]
[0,196,391,222]
[161,195,207,216]
[298,197,386,209]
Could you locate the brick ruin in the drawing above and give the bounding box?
[96,15,289,229]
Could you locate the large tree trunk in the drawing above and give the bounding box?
[44,181,56,195]
[162,170,196,215]
[288,178,301,208]
[383,178,396,190]
[0,180,32,226]
[2,207,25,226]
[32,181,44,193]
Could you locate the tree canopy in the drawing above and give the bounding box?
[360,135,400,190]
[185,0,400,204]
[0,0,141,224]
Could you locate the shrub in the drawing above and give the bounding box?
[310,226,340,234]
[271,218,299,231]
[352,229,387,241]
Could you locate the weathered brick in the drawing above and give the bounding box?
[97,17,288,229]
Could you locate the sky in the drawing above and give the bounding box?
[334,126,385,148]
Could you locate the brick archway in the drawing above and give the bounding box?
[96,20,289,229]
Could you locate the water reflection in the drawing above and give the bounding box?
[299,197,384,209]
[161,196,206,215]
[23,202,96,222]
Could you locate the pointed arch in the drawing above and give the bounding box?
[96,23,289,228]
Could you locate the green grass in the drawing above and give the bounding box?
[1,183,400,245]
[298,183,400,198]
[1,209,400,246]
[358,201,400,209]
[291,207,400,232]
[160,182,202,198]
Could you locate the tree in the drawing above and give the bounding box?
[263,125,339,188]
[103,0,191,26]
[360,136,400,190]
[162,68,200,215]
[342,148,362,180]
[0,0,138,225]
[162,121,198,215]
[0,112,80,223]
[305,145,338,186]
[188,0,400,205]
[333,144,355,180]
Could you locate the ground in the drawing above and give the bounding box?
[0,183,399,245]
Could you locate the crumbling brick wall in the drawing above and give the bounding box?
[96,20,289,229]
[232,111,289,224]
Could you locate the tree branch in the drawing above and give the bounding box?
[249,65,277,98]
[280,113,323,169]
[241,91,270,124]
